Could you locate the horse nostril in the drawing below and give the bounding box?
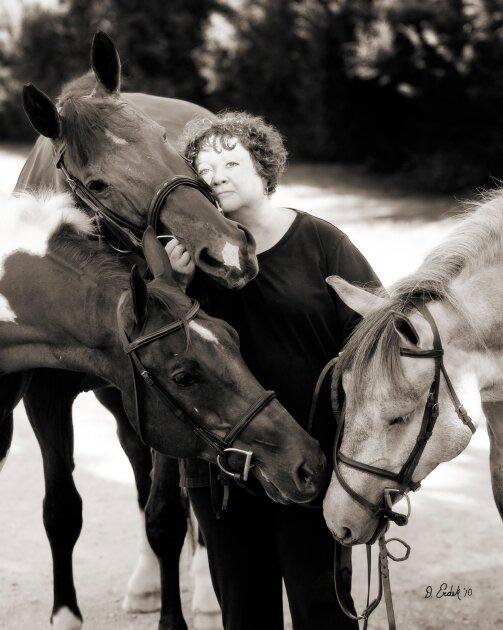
[296,461,315,489]
[197,247,222,269]
[341,527,353,544]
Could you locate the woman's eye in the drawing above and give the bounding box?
[226,161,238,167]
[87,180,108,193]
[173,372,197,387]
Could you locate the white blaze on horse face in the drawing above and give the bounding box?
[189,321,220,345]
[221,242,241,271]
[0,192,93,283]
[104,129,128,145]
[0,294,16,322]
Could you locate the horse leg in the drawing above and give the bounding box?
[146,451,188,630]
[24,369,84,630]
[0,371,32,471]
[484,400,503,520]
[94,385,161,613]
[191,527,223,630]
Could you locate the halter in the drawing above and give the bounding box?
[117,291,276,483]
[309,301,476,629]
[54,144,218,254]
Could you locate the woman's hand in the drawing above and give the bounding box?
[165,238,195,291]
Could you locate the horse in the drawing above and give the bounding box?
[321,194,503,625]
[19,31,258,290]
[0,191,326,629]
[13,31,261,628]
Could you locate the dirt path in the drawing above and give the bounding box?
[1,150,501,628]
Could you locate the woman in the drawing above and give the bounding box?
[168,112,380,630]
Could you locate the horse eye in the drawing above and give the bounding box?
[390,414,410,426]
[162,132,168,142]
[87,180,108,193]
[173,371,197,387]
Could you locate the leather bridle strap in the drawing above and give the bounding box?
[147,176,217,234]
[308,301,476,630]
[118,296,277,481]
[55,150,145,252]
[54,144,219,254]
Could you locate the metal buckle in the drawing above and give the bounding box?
[383,488,411,525]
[216,448,253,481]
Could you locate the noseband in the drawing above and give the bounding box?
[54,144,218,254]
[310,301,476,629]
[117,292,276,482]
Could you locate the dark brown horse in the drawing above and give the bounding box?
[12,32,261,629]
[0,192,325,629]
[19,31,257,290]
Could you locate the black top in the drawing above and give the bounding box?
[181,210,381,487]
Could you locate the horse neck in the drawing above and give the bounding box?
[429,263,503,401]
[0,235,128,381]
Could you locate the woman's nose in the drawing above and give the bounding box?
[213,168,228,186]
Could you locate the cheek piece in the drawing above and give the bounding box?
[117,290,276,490]
[54,144,218,254]
[308,300,476,630]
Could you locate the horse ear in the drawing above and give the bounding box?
[393,315,420,346]
[142,226,178,285]
[91,31,121,94]
[130,264,148,326]
[22,84,61,139]
[326,275,384,316]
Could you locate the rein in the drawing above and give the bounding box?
[309,301,476,630]
[53,144,218,254]
[116,292,276,484]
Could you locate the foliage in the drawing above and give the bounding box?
[3,0,503,190]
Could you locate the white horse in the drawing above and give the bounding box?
[323,191,503,543]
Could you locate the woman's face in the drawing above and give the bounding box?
[195,137,266,214]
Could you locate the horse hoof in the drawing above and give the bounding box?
[158,617,188,630]
[52,607,83,630]
[193,611,224,630]
[122,590,161,613]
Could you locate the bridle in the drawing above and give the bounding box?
[310,301,476,629]
[117,288,276,483]
[53,143,218,254]
[333,302,476,542]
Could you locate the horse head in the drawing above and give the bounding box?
[322,277,478,544]
[116,228,325,504]
[22,31,258,289]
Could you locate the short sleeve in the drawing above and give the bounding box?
[325,233,382,345]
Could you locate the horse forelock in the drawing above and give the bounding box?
[58,73,139,167]
[336,299,408,405]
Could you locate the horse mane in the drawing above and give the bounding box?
[57,72,140,166]
[336,192,503,401]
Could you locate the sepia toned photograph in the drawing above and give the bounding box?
[0,1,502,629]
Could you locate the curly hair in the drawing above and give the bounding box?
[179,111,288,195]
